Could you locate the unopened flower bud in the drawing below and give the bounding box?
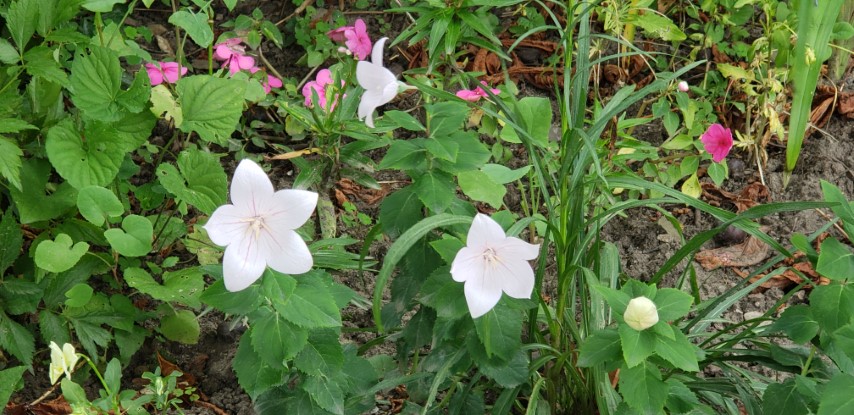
[624,296,659,331]
[678,81,689,92]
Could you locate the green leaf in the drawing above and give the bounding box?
[427,101,468,138]
[77,186,124,226]
[168,10,214,47]
[379,186,423,238]
[764,378,811,415]
[200,279,262,315]
[251,311,308,368]
[0,313,35,365]
[437,131,491,173]
[64,283,93,307]
[627,12,686,41]
[499,97,551,147]
[0,137,24,191]
[817,237,854,281]
[811,283,854,332]
[481,163,530,184]
[468,335,528,388]
[618,361,668,414]
[458,170,505,208]
[0,39,19,64]
[578,329,622,367]
[69,47,124,121]
[619,322,657,367]
[414,170,455,213]
[156,149,227,215]
[379,139,425,170]
[82,0,124,12]
[383,110,425,131]
[104,358,121,395]
[294,329,344,376]
[150,84,183,126]
[9,159,77,224]
[256,387,335,415]
[8,0,37,51]
[177,75,246,145]
[665,378,703,414]
[124,267,204,308]
[104,214,153,257]
[0,366,26,408]
[654,327,699,371]
[474,304,522,360]
[39,310,70,346]
[273,272,341,329]
[24,46,69,85]
[769,304,819,343]
[818,374,854,415]
[653,288,693,321]
[0,209,23,275]
[301,375,344,415]
[116,69,151,113]
[46,120,126,189]
[61,379,88,405]
[160,309,200,344]
[235,333,285,399]
[35,233,90,273]
[429,235,464,264]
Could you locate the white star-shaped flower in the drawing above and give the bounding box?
[356,37,409,128]
[49,341,79,384]
[450,214,540,318]
[204,159,318,292]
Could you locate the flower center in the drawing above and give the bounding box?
[482,247,500,268]
[243,215,266,239]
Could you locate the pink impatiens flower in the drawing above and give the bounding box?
[214,38,256,75]
[302,69,344,110]
[327,19,372,60]
[456,81,501,102]
[144,61,187,86]
[249,67,283,94]
[701,123,733,163]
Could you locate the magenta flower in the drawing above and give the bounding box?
[456,81,501,102]
[345,19,372,60]
[249,67,283,94]
[214,38,256,75]
[302,69,344,111]
[327,26,350,43]
[700,123,733,163]
[144,61,187,86]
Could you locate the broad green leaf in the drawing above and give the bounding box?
[653,288,693,321]
[618,361,668,414]
[35,234,90,273]
[458,170,505,208]
[9,159,77,224]
[251,311,308,368]
[0,137,23,190]
[64,283,93,307]
[474,304,522,361]
[150,84,183,126]
[770,304,819,343]
[156,149,227,215]
[763,379,811,415]
[184,226,222,266]
[168,10,214,48]
[436,131,491,173]
[77,186,124,226]
[0,280,42,315]
[8,0,38,51]
[379,186,423,238]
[481,163,531,184]
[378,139,425,170]
[108,110,157,153]
[665,379,703,414]
[200,279,262,315]
[619,322,657,367]
[69,47,124,121]
[812,283,854,332]
[414,170,455,213]
[0,209,22,274]
[818,374,854,415]
[104,215,153,257]
[654,327,700,371]
[160,309,199,344]
[429,235,464,264]
[256,387,334,415]
[23,46,68,85]
[301,375,344,415]
[578,329,622,367]
[116,68,150,113]
[235,333,285,399]
[0,366,27,408]
[177,75,246,145]
[61,379,87,405]
[423,136,459,162]
[294,329,344,376]
[499,97,551,147]
[39,310,70,346]
[0,39,18,64]
[124,267,204,308]
[46,120,126,189]
[0,119,37,134]
[0,313,35,365]
[273,272,341,329]
[468,335,528,388]
[383,110,425,131]
[428,101,468,138]
[82,0,124,12]
[681,173,701,198]
[104,358,121,394]
[627,12,686,41]
[717,63,755,82]
[817,237,854,281]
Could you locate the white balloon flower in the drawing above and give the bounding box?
[624,296,660,331]
[356,37,411,128]
[204,159,318,292]
[49,341,79,384]
[450,214,540,318]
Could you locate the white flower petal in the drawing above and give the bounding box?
[261,189,318,231]
[494,257,535,299]
[222,236,267,291]
[464,274,503,318]
[371,37,388,66]
[260,229,313,275]
[467,213,507,250]
[358,89,385,127]
[204,204,250,247]
[356,62,397,93]
[230,159,274,212]
[497,237,540,261]
[62,343,78,377]
[450,246,484,283]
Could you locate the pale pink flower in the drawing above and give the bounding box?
[700,123,733,163]
[344,19,372,60]
[456,81,501,102]
[214,38,256,75]
[249,67,283,94]
[302,69,344,111]
[678,81,689,92]
[327,26,350,43]
[144,61,187,86]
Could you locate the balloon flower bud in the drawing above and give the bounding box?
[678,81,689,92]
[624,296,659,331]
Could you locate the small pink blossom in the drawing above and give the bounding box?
[214,38,256,75]
[144,61,187,86]
[250,67,283,94]
[678,81,689,92]
[327,26,350,43]
[302,69,344,111]
[345,19,372,60]
[700,123,733,163]
[456,81,501,102]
